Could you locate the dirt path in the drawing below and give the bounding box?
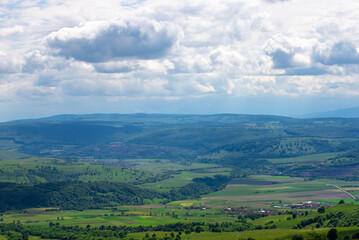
[326,184,357,200]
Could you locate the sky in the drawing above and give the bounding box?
[1,0,359,121]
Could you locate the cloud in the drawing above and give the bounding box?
[264,0,290,3]
[313,41,359,66]
[22,51,72,74]
[46,18,180,63]
[0,25,24,37]
[93,61,138,73]
[0,51,22,74]
[284,66,328,76]
[2,0,359,119]
[35,74,60,87]
[264,34,313,69]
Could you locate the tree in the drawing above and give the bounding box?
[327,228,338,240]
[292,235,304,240]
[318,206,326,213]
[338,199,345,204]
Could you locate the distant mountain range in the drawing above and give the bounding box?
[300,107,359,118]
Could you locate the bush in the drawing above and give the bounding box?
[318,206,326,214]
[292,235,304,240]
[327,228,338,240]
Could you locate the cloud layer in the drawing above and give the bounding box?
[1,0,359,119]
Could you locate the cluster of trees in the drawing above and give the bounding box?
[0,222,126,240]
[0,175,230,212]
[0,181,159,212]
[292,210,359,229]
[0,221,256,240]
[164,175,229,201]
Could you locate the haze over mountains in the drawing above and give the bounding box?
[301,107,359,119]
[1,113,359,179]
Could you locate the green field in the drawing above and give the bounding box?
[268,152,341,164]
[128,227,359,240]
[142,167,231,191]
[0,150,29,160]
[2,207,237,227]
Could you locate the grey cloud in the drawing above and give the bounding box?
[0,54,21,74]
[93,61,137,73]
[22,51,46,73]
[16,88,53,100]
[23,51,69,73]
[313,41,359,66]
[35,74,60,87]
[264,35,312,70]
[266,48,297,69]
[46,19,179,63]
[284,66,328,76]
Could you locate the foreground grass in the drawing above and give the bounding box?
[128,227,359,240]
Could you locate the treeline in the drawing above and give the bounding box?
[293,207,359,229]
[0,221,254,240]
[0,181,159,212]
[0,175,230,212]
[164,175,229,201]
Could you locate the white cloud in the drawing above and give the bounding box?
[0,25,24,37]
[46,18,180,62]
[0,51,22,73]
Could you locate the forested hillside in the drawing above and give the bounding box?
[1,114,359,179]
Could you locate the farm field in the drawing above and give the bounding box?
[3,204,359,239]
[202,175,355,207]
[267,152,341,164]
[2,206,237,227]
[142,167,231,191]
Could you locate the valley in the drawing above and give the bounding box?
[0,114,359,239]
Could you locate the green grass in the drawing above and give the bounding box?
[314,199,359,205]
[0,150,29,160]
[123,159,218,174]
[2,203,359,240]
[142,167,231,191]
[268,152,341,164]
[2,207,237,227]
[142,177,192,191]
[127,228,359,240]
[252,175,293,180]
[167,200,203,208]
[205,182,333,197]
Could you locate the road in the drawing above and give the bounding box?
[326,183,357,200]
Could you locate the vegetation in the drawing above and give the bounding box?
[1,114,359,238]
[1,114,359,180]
[1,204,359,239]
